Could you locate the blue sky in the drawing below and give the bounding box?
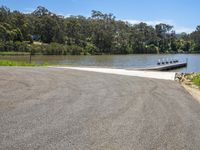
[0,0,199,33]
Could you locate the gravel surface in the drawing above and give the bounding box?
[0,67,200,150]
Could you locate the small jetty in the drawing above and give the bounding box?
[139,58,188,71]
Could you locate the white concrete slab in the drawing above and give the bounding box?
[51,67,176,80]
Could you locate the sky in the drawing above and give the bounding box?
[0,0,199,33]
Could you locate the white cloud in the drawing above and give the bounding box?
[124,19,173,26]
[57,13,72,18]
[124,19,194,33]
[174,26,194,34]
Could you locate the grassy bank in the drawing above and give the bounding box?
[191,74,200,86]
[184,73,200,87]
[0,52,30,56]
[0,60,48,66]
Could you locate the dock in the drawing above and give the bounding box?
[141,62,187,71]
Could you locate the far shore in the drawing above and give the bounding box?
[0,51,200,56]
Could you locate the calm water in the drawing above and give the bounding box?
[0,54,200,73]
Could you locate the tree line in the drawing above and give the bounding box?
[0,6,200,55]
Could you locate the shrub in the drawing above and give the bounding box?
[0,41,5,51]
[145,44,159,54]
[67,45,84,55]
[85,43,99,54]
[192,74,200,86]
[14,41,29,52]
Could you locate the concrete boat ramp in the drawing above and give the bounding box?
[52,66,176,80]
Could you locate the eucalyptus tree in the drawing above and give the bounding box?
[190,26,200,52]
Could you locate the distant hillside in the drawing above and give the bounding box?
[0,6,200,55]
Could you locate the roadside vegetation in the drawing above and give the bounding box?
[191,74,200,87]
[0,6,200,55]
[0,60,48,66]
[182,73,200,88]
[0,51,30,55]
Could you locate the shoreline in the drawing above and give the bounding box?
[1,52,200,56]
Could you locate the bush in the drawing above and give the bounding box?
[192,74,200,86]
[4,41,14,51]
[27,43,84,55]
[44,43,64,55]
[0,41,30,52]
[145,44,159,54]
[67,45,84,55]
[85,43,99,55]
[14,41,29,52]
[0,41,5,51]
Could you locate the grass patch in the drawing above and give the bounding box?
[0,60,48,66]
[192,74,200,87]
[0,52,30,55]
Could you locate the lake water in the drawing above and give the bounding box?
[0,54,200,73]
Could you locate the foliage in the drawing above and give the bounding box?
[192,74,200,86]
[0,5,200,55]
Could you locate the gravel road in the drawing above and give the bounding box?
[0,67,200,150]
